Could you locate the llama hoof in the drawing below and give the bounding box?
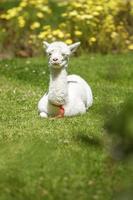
[40,112,48,118]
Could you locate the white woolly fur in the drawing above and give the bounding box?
[38,41,93,118]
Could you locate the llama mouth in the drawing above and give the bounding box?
[52,62,61,66]
[53,62,60,65]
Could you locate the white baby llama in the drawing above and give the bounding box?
[38,41,93,118]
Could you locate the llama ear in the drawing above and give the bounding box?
[43,41,50,49]
[69,42,81,54]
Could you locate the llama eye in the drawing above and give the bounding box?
[48,52,51,56]
[62,53,65,56]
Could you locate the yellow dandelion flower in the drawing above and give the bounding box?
[89,37,96,43]
[76,14,83,20]
[7,8,18,18]
[59,23,66,28]
[52,30,58,36]
[0,14,7,19]
[111,32,118,39]
[30,35,36,39]
[37,12,44,18]
[69,11,78,17]
[52,29,64,38]
[74,31,82,37]
[17,7,22,12]
[65,39,73,44]
[30,22,40,30]
[61,13,67,17]
[72,2,82,8]
[58,32,64,39]
[86,15,93,20]
[19,1,27,8]
[41,6,51,14]
[38,31,48,39]
[47,35,53,39]
[96,6,103,11]
[128,44,133,50]
[30,0,36,5]
[58,2,68,7]
[43,25,51,30]
[82,15,93,20]
[93,11,100,16]
[18,16,25,28]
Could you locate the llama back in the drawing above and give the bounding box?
[67,74,93,108]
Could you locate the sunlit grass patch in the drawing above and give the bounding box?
[0,53,132,200]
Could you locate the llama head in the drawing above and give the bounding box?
[43,41,80,69]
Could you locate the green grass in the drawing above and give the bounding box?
[0,53,132,200]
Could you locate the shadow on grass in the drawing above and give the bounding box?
[74,133,102,149]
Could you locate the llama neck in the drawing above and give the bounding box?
[48,66,68,106]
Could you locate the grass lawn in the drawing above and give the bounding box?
[0,53,132,200]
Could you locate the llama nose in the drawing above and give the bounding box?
[53,58,58,61]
